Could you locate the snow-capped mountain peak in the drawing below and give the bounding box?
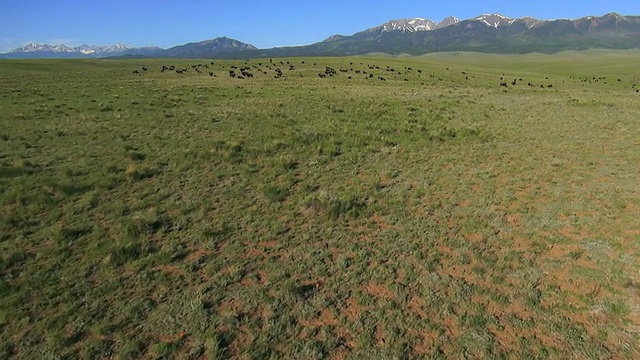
[11,43,75,53]
[6,43,161,58]
[372,18,438,34]
[474,13,515,28]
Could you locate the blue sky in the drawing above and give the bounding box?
[1,0,639,52]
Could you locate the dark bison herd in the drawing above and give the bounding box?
[131,60,421,83]
[131,60,638,92]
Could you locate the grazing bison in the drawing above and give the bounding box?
[132,70,140,75]
[500,82,508,87]
[142,67,147,71]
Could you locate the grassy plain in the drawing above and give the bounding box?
[1,50,640,359]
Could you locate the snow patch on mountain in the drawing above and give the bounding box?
[370,18,437,34]
[473,14,514,28]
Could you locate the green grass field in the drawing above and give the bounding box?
[1,50,640,359]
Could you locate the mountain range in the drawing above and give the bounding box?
[2,13,640,59]
[1,43,162,59]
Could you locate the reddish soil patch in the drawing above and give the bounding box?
[242,244,267,259]
[459,199,472,207]
[464,233,483,242]
[408,296,427,318]
[328,247,356,261]
[370,213,396,230]
[340,296,369,322]
[486,323,521,351]
[532,327,567,351]
[412,330,439,356]
[153,264,187,277]
[396,267,407,283]
[377,171,393,188]
[331,347,349,360]
[367,259,380,270]
[484,297,533,322]
[623,229,640,236]
[150,326,188,346]
[258,240,279,248]
[374,325,388,347]
[505,236,534,254]
[364,282,397,301]
[441,314,462,340]
[299,308,339,328]
[217,297,245,317]
[557,226,581,241]
[185,246,213,264]
[470,183,483,193]
[506,214,521,227]
[226,325,254,358]
[332,326,357,357]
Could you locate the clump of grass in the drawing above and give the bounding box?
[98,103,113,112]
[153,341,180,358]
[106,241,155,267]
[126,151,146,161]
[262,184,290,202]
[302,192,369,220]
[122,213,174,238]
[119,340,146,360]
[50,224,93,244]
[327,195,369,220]
[277,156,298,172]
[125,163,158,181]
